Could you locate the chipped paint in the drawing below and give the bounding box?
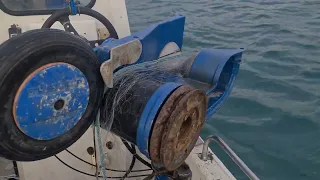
[149,85,207,171]
[13,63,90,140]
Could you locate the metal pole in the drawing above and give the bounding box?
[200,135,260,180]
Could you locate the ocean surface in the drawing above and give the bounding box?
[126,1,320,179]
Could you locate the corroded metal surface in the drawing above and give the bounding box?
[149,86,193,163]
[149,85,207,171]
[173,162,192,180]
[160,89,207,171]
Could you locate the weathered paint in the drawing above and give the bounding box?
[160,88,207,171]
[187,48,245,120]
[94,15,185,64]
[149,86,193,164]
[136,82,182,157]
[13,63,89,140]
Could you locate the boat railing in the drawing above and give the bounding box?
[200,135,260,180]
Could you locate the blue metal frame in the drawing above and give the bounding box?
[93,15,245,180]
[188,49,244,119]
[134,48,244,179]
[94,15,185,64]
[89,15,245,179]
[94,18,245,176]
[136,82,182,157]
[155,175,168,180]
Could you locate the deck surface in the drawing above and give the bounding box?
[1,128,235,180]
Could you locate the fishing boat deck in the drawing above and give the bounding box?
[1,127,236,180]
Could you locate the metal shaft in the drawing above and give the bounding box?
[200,135,260,180]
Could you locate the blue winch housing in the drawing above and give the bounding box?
[94,15,185,64]
[96,15,244,171]
[95,15,244,120]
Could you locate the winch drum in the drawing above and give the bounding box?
[101,69,208,171]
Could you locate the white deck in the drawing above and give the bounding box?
[1,127,236,180]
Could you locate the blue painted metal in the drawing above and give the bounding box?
[136,82,182,157]
[130,47,244,158]
[155,175,169,180]
[94,15,185,64]
[189,49,243,86]
[188,48,244,119]
[69,0,78,15]
[206,62,240,119]
[14,63,89,140]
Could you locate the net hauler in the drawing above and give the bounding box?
[0,3,244,174]
[100,45,244,171]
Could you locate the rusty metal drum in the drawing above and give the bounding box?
[100,68,208,171]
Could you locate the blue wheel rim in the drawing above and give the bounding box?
[13,63,90,140]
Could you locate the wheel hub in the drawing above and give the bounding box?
[13,63,90,140]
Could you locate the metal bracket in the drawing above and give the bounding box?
[100,39,142,88]
[199,135,259,180]
[94,15,185,64]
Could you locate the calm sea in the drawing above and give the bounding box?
[127,1,320,179]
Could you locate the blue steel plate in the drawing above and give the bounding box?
[13,63,90,140]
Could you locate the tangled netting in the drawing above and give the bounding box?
[100,54,198,131]
[95,54,198,178]
[95,53,220,178]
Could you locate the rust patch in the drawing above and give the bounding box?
[160,88,207,171]
[149,85,208,171]
[149,86,193,163]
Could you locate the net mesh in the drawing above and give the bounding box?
[101,54,197,131]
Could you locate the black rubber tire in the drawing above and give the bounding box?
[0,29,104,161]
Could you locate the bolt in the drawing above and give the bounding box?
[87,147,94,155]
[106,141,113,149]
[54,99,65,110]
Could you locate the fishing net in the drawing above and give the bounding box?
[96,53,218,175]
[100,54,199,133]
